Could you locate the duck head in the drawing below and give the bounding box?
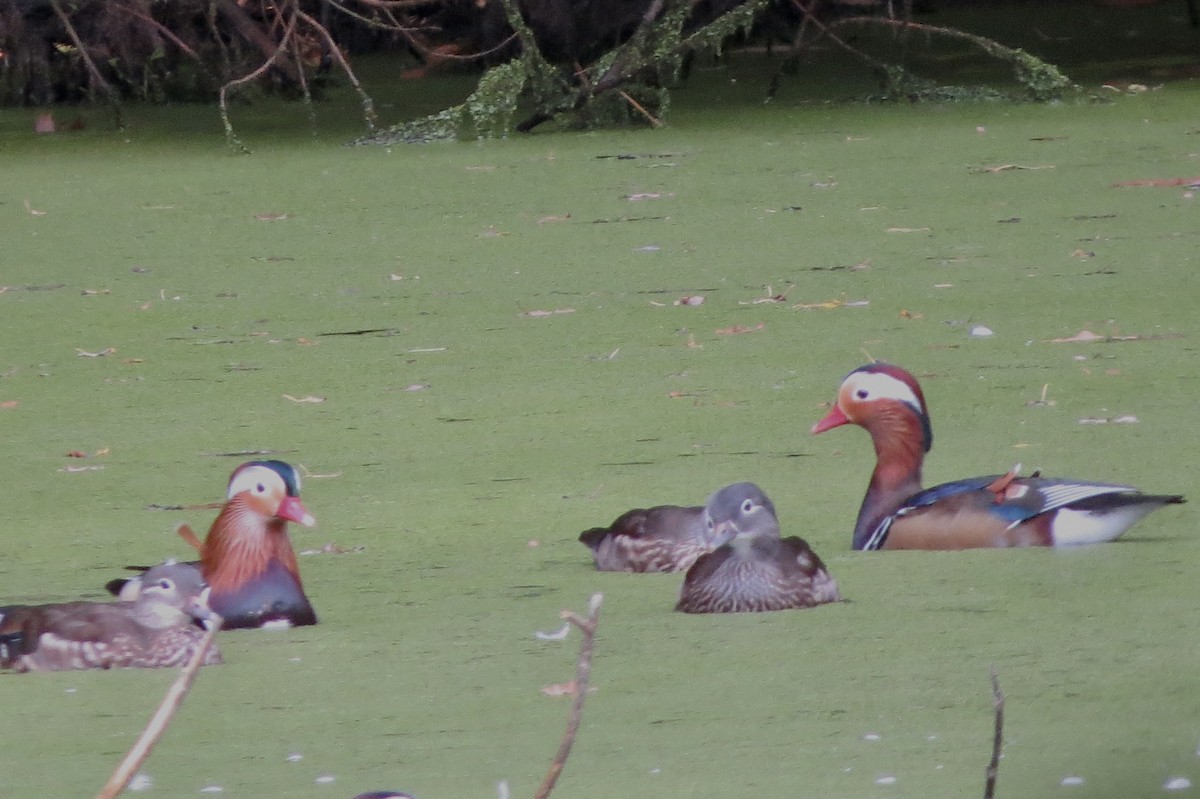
[133,561,219,630]
[225,460,316,527]
[701,482,780,550]
[811,363,932,450]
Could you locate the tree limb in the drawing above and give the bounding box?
[533,592,603,799]
[93,619,222,799]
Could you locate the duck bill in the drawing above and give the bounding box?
[811,404,849,434]
[191,587,223,631]
[706,521,739,549]
[277,495,316,527]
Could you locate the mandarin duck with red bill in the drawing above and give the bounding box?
[1,562,222,672]
[811,363,1185,550]
[111,460,318,629]
[676,482,841,613]
[579,502,713,572]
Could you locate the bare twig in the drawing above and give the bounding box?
[984,666,1005,799]
[94,619,222,799]
[47,0,124,129]
[533,592,603,799]
[296,8,378,131]
[218,0,300,152]
[618,91,663,128]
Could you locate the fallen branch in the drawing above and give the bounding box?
[533,592,603,799]
[984,666,1005,799]
[94,618,222,799]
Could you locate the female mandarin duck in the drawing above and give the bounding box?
[112,460,318,629]
[676,483,841,613]
[0,562,222,672]
[811,363,1185,550]
[579,501,714,572]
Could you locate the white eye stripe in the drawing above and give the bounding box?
[227,465,286,499]
[845,372,924,412]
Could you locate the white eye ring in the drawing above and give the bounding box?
[741,499,754,513]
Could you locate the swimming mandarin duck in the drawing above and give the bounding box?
[811,363,1186,550]
[676,483,841,613]
[111,460,318,630]
[0,562,222,672]
[579,503,712,572]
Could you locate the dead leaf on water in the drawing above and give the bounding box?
[624,192,673,201]
[253,212,290,221]
[1079,415,1139,425]
[674,295,704,306]
[283,394,326,404]
[81,288,110,296]
[1026,384,1056,407]
[541,680,579,697]
[714,323,765,335]
[900,309,923,320]
[299,542,365,556]
[58,464,103,473]
[296,464,343,480]
[886,227,931,233]
[793,297,869,311]
[23,199,46,216]
[0,400,18,410]
[478,226,509,238]
[521,308,576,317]
[536,213,571,224]
[76,347,116,357]
[741,285,792,305]
[402,383,431,392]
[979,164,1056,173]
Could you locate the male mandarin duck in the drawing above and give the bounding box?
[110,460,318,630]
[579,503,712,572]
[811,363,1186,550]
[0,562,222,672]
[676,482,841,613]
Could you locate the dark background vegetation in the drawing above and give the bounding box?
[3,1,1196,129]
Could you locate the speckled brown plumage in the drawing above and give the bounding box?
[0,562,222,672]
[676,483,841,614]
[579,504,712,572]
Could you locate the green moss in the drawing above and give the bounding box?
[0,15,1198,797]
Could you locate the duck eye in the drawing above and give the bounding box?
[856,389,869,399]
[255,483,266,493]
[157,579,172,590]
[705,516,714,530]
[741,499,754,513]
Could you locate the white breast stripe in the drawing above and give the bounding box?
[1035,483,1136,509]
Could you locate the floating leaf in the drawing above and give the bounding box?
[535,623,571,641]
[541,680,581,697]
[674,295,704,306]
[0,400,18,410]
[283,394,326,404]
[536,213,571,224]
[792,298,869,311]
[75,347,116,357]
[979,164,1055,173]
[714,323,765,335]
[521,308,576,317]
[252,212,290,221]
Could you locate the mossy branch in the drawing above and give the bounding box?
[827,15,1080,102]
